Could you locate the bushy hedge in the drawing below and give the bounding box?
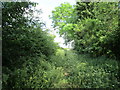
[2,2,58,89]
[2,2,57,70]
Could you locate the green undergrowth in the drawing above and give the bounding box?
[3,49,120,88]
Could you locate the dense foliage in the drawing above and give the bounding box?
[2,2,58,89]
[2,1,120,89]
[2,2,57,70]
[51,2,119,59]
[3,49,120,88]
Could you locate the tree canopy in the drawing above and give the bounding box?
[51,2,119,58]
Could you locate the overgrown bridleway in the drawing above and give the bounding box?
[2,49,120,88]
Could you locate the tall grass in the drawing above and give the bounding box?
[3,49,120,88]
